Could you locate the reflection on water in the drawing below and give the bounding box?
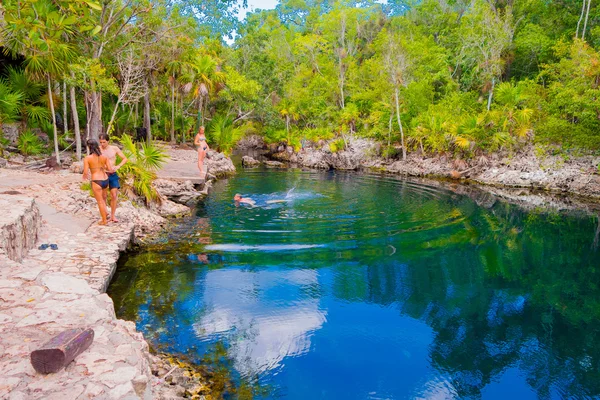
[108,170,600,399]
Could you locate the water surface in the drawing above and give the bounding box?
[109,169,600,399]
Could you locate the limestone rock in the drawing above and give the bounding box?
[0,158,7,168]
[150,198,190,217]
[1,123,19,146]
[153,179,204,205]
[265,160,285,168]
[241,156,260,168]
[235,135,264,151]
[40,272,95,294]
[70,161,83,174]
[205,150,235,177]
[0,196,41,262]
[116,202,166,234]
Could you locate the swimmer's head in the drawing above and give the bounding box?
[234,194,242,201]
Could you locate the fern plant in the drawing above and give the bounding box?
[17,131,45,156]
[0,78,23,124]
[117,135,169,204]
[207,114,244,154]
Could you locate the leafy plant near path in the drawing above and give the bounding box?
[17,130,45,156]
[117,134,169,204]
[207,114,244,155]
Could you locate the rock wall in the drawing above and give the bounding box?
[239,137,600,200]
[0,195,41,262]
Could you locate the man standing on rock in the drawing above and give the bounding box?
[99,133,128,223]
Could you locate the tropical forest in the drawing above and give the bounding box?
[2,0,600,399]
[1,0,600,161]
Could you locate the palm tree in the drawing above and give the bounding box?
[2,0,77,164]
[191,54,223,127]
[5,67,50,129]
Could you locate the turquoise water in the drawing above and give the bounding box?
[108,169,600,399]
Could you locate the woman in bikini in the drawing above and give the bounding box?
[194,125,210,179]
[82,139,112,225]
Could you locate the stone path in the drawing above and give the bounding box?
[0,200,154,399]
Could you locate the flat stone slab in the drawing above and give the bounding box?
[0,220,154,399]
[0,195,41,262]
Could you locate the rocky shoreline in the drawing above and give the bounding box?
[0,146,235,400]
[238,135,600,202]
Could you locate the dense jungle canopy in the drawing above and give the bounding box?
[1,0,600,162]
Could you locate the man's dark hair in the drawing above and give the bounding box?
[99,133,109,141]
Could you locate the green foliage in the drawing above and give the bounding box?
[207,114,244,154]
[118,135,169,204]
[328,138,346,153]
[0,78,23,124]
[17,131,46,156]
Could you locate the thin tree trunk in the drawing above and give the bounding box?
[134,102,138,127]
[106,98,122,135]
[576,0,587,38]
[388,113,392,148]
[583,0,592,39]
[197,95,203,130]
[69,81,82,161]
[48,75,61,164]
[394,87,406,161]
[144,91,151,143]
[170,79,175,143]
[62,81,68,138]
[86,90,103,141]
[180,95,185,143]
[487,77,496,111]
[339,61,345,109]
[286,114,290,143]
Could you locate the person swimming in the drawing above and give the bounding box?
[234,194,256,206]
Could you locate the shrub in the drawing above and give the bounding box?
[207,114,244,154]
[329,138,346,153]
[17,131,45,156]
[118,135,169,204]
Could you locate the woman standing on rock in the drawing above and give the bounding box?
[82,139,111,225]
[194,125,210,179]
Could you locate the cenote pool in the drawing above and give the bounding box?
[108,169,600,399]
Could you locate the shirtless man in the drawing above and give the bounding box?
[99,133,128,223]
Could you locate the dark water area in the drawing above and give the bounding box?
[108,169,600,399]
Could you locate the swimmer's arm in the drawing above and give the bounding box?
[194,134,201,147]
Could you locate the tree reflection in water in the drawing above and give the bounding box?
[108,171,600,399]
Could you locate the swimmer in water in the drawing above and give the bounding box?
[234,194,256,206]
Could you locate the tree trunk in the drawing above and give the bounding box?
[576,0,587,38]
[180,95,185,143]
[394,87,406,161]
[339,60,345,109]
[388,113,392,148]
[86,90,103,141]
[69,82,82,161]
[47,76,61,165]
[106,98,122,135]
[286,114,290,143]
[62,81,68,138]
[170,79,175,143]
[583,0,592,39]
[144,91,151,143]
[487,77,496,111]
[197,95,203,131]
